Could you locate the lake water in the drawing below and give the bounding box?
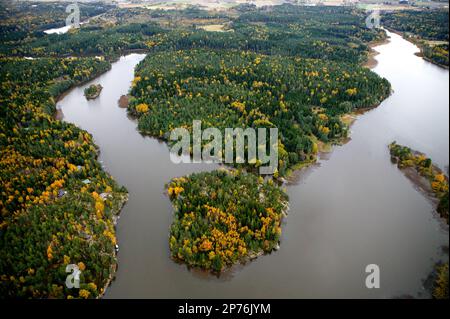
[44,22,86,35]
[44,25,73,35]
[58,30,449,298]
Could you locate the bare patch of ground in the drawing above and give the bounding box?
[118,95,129,108]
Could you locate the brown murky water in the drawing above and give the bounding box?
[58,30,448,298]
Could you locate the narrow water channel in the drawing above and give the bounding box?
[58,30,449,298]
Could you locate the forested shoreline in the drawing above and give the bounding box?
[388,142,449,299]
[389,142,449,224]
[0,56,128,298]
[383,9,449,68]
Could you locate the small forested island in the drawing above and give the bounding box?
[383,9,449,68]
[167,169,288,272]
[84,84,103,100]
[389,142,448,223]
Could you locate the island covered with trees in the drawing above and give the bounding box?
[167,169,288,272]
[84,84,103,100]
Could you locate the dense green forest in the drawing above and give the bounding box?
[149,6,386,64]
[119,5,391,177]
[1,4,384,65]
[2,23,164,57]
[383,9,449,67]
[0,56,128,298]
[383,9,449,41]
[167,170,288,272]
[130,49,390,176]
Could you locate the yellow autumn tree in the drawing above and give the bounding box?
[136,103,149,113]
[345,88,358,96]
